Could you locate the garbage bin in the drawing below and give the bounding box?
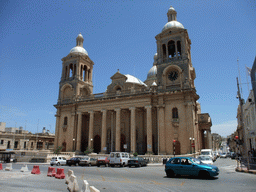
[163,158,167,164]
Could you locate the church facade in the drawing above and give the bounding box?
[54,6,212,155]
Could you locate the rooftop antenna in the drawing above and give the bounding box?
[36,119,39,150]
[237,58,243,98]
[245,64,251,93]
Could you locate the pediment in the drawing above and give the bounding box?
[110,71,127,81]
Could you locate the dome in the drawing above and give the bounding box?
[77,33,83,38]
[147,65,157,79]
[168,6,176,12]
[125,74,147,87]
[70,46,88,55]
[162,21,184,32]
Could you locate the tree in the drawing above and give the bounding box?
[84,147,94,155]
[54,146,62,155]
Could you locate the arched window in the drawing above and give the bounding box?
[177,41,181,56]
[69,64,73,78]
[64,117,68,125]
[172,108,178,118]
[162,44,167,58]
[168,40,176,58]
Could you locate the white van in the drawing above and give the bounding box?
[200,149,214,160]
[109,152,130,167]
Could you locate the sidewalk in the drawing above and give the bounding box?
[235,167,256,175]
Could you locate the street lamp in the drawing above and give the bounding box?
[189,137,192,154]
[73,138,75,152]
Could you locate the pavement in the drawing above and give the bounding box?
[235,167,256,174]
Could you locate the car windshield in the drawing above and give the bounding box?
[130,157,138,160]
[201,151,210,155]
[198,156,211,160]
[82,157,89,160]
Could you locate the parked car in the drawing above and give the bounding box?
[96,157,110,167]
[165,157,219,178]
[200,149,214,160]
[220,153,227,158]
[66,157,82,166]
[50,156,67,166]
[197,155,213,165]
[109,152,130,167]
[79,157,97,166]
[128,157,148,167]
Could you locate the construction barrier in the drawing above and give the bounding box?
[20,164,29,172]
[0,163,2,170]
[65,169,74,184]
[5,163,12,171]
[81,180,90,192]
[90,186,100,192]
[31,165,41,174]
[55,168,65,179]
[47,167,56,177]
[67,174,79,192]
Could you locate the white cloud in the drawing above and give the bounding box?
[211,120,237,137]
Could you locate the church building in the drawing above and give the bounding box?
[54,6,212,155]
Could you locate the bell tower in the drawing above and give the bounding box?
[58,33,94,103]
[155,6,195,91]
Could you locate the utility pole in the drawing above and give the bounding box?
[236,77,249,169]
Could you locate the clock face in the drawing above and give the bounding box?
[168,71,178,81]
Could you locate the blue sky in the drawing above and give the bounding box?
[0,0,255,136]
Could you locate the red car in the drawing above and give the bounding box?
[96,157,110,167]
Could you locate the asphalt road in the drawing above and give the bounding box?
[0,158,255,192]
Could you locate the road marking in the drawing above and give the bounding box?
[96,168,106,181]
[180,181,185,186]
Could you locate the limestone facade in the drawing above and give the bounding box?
[54,6,212,155]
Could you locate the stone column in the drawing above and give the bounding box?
[175,41,178,57]
[115,108,121,152]
[129,107,136,153]
[76,112,82,151]
[54,114,60,150]
[88,111,94,149]
[145,105,153,153]
[206,130,212,149]
[111,111,114,152]
[158,105,166,154]
[101,109,107,153]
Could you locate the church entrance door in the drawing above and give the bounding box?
[93,135,101,154]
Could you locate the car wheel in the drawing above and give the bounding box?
[57,162,60,166]
[97,165,100,167]
[129,165,131,168]
[199,171,210,178]
[138,164,141,167]
[50,164,53,166]
[88,163,91,167]
[76,163,78,166]
[110,164,114,167]
[166,169,175,178]
[105,164,109,167]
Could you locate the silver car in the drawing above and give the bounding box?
[50,156,67,166]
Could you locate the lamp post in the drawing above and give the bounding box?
[189,137,192,154]
[193,138,195,156]
[73,138,75,152]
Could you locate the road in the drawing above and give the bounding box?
[0,158,255,192]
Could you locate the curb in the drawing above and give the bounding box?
[235,168,256,175]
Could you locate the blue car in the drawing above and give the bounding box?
[165,157,219,178]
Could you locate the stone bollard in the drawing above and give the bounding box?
[89,186,100,192]
[20,164,29,172]
[65,169,74,184]
[81,180,90,192]
[67,174,79,192]
[5,163,12,171]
